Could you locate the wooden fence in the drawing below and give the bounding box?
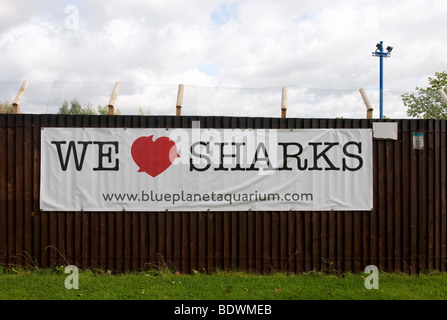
[0,114,446,274]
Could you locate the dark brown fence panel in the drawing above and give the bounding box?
[1,114,447,274]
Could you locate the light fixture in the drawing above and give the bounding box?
[372,41,394,119]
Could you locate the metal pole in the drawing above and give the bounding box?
[379,41,384,119]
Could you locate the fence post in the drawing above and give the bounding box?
[281,86,287,118]
[108,82,121,115]
[176,84,184,116]
[359,88,374,119]
[438,89,447,106]
[12,80,28,114]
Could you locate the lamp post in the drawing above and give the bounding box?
[372,41,393,119]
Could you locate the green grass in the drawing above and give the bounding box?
[1,266,447,300]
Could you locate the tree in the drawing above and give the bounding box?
[402,71,447,119]
[0,99,13,114]
[58,99,121,115]
[97,105,122,115]
[138,107,151,115]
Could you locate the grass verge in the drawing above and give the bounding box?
[1,266,447,300]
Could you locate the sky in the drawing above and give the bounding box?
[0,0,446,119]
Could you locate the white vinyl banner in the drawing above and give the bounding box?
[40,127,373,212]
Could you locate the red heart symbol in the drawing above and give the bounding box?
[131,135,180,177]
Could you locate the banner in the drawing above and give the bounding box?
[40,127,373,211]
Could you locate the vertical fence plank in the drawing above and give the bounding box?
[401,120,410,273]
[238,211,248,271]
[131,212,140,271]
[296,212,305,274]
[394,122,402,272]
[32,122,41,270]
[304,211,312,272]
[207,211,215,273]
[181,212,190,273]
[198,211,207,272]
[378,139,387,271]
[189,212,198,273]
[434,121,441,271]
[0,126,7,266]
[215,212,223,271]
[157,211,166,270]
[441,121,447,272]
[247,210,256,272]
[263,211,272,272]
[173,212,182,272]
[231,212,239,270]
[418,121,428,272]
[107,212,115,272]
[115,211,124,273]
[255,211,263,272]
[223,212,231,271]
[427,120,435,271]
[280,211,288,272]
[271,211,280,271]
[287,211,296,273]
[15,124,24,267]
[149,212,158,272]
[24,122,34,267]
[7,125,16,267]
[344,212,353,273]
[312,212,321,271]
[410,120,419,274]
[90,212,99,269]
[386,139,395,272]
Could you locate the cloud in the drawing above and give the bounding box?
[0,0,446,118]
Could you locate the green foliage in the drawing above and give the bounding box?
[97,105,122,115]
[402,71,447,119]
[2,268,447,300]
[58,98,96,115]
[139,107,151,115]
[58,99,122,115]
[0,99,13,114]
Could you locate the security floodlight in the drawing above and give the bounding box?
[371,41,393,119]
